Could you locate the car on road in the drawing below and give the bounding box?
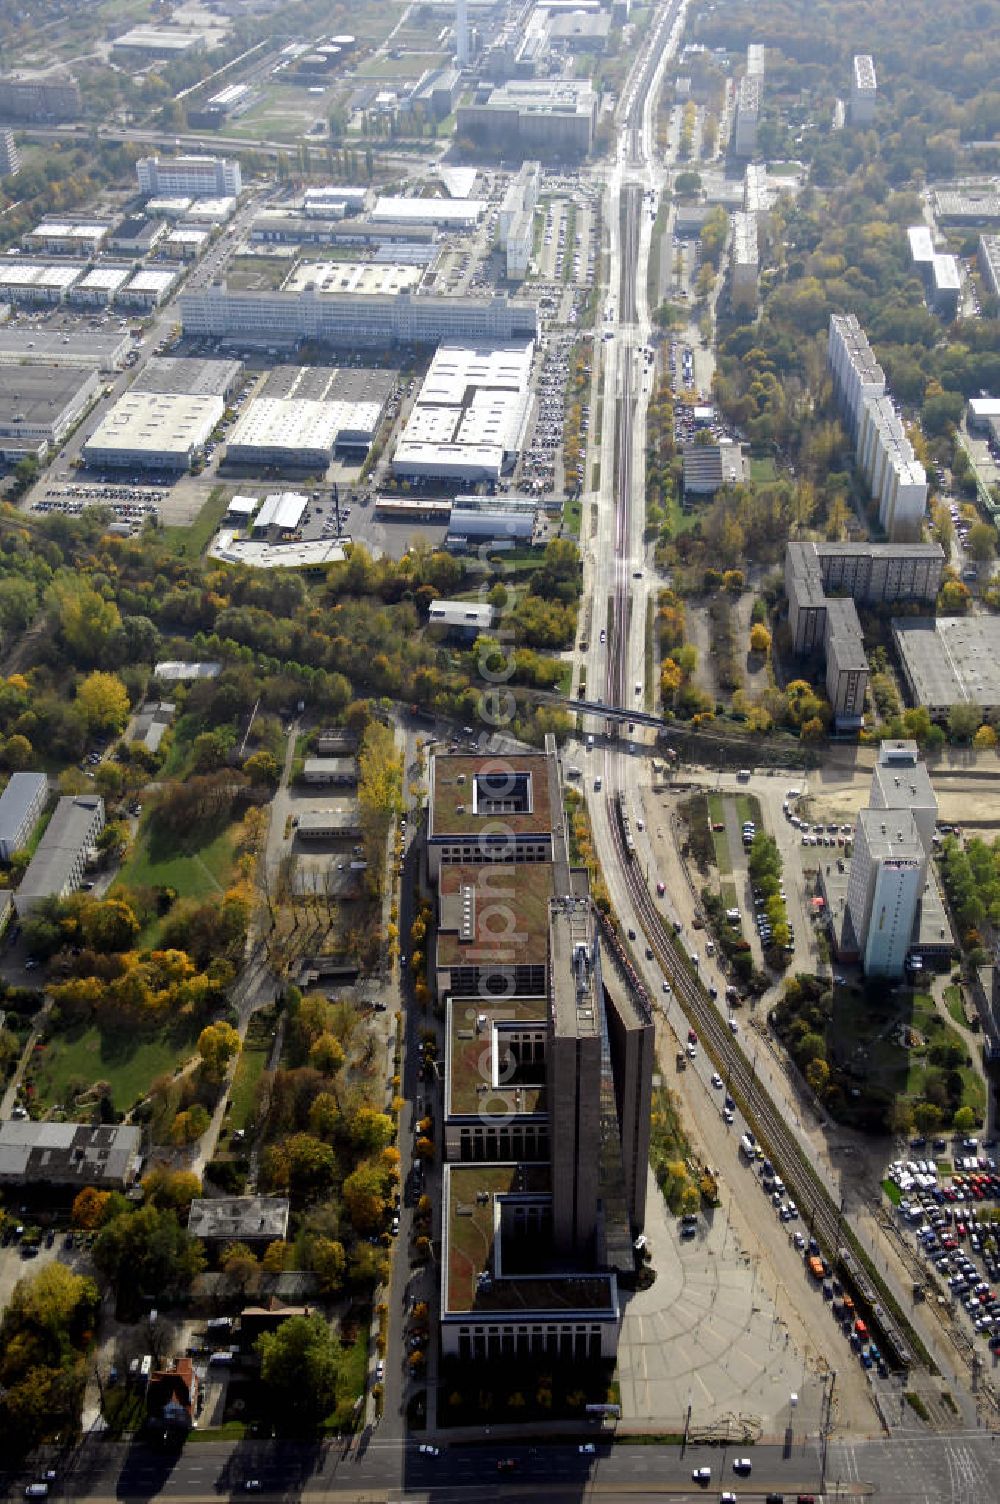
[721,1493,737,1504]
[242,1483,262,1493]
[733,1459,752,1475]
[497,1459,517,1471]
[578,1443,595,1454]
[418,1444,440,1456]
[711,1073,723,1089]
[691,1467,711,1485]
[374,1360,384,1381]
[686,1042,697,1058]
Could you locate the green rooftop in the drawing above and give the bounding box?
[436,861,553,970]
[429,753,556,839]
[447,995,548,1118]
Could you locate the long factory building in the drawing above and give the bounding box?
[179,287,537,347]
[392,340,534,482]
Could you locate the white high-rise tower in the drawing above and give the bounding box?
[455,0,470,66]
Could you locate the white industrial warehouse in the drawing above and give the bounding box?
[225,397,382,468]
[392,340,534,482]
[83,391,223,471]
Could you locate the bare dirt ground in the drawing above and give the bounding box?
[804,746,1000,833]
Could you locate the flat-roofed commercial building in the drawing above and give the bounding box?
[134,356,243,400]
[371,197,487,229]
[295,806,362,840]
[457,80,598,157]
[428,599,498,639]
[0,361,99,461]
[850,53,877,126]
[16,794,104,914]
[933,189,1000,227]
[893,616,1000,716]
[188,1197,290,1245]
[393,339,534,482]
[302,757,357,786]
[0,262,81,305]
[137,154,242,199]
[0,1121,140,1189]
[83,391,223,472]
[108,216,167,257]
[162,228,209,261]
[118,269,179,310]
[251,490,307,537]
[930,254,961,318]
[182,196,237,226]
[733,74,761,156]
[0,70,79,121]
[303,185,368,217]
[0,329,129,371]
[226,397,382,468]
[180,287,537,347]
[68,266,132,306]
[25,220,110,257]
[112,25,222,61]
[0,772,47,861]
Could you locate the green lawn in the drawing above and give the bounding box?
[943,984,970,1030]
[706,793,731,873]
[117,818,236,902]
[32,1022,197,1114]
[160,485,231,558]
[562,495,582,536]
[735,793,762,828]
[227,1041,269,1135]
[749,456,778,484]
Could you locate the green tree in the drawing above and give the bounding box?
[76,671,130,733]
[948,701,983,743]
[953,1105,977,1131]
[93,1204,205,1312]
[256,1313,340,1428]
[966,522,997,561]
[198,1021,241,1082]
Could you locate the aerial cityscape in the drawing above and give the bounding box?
[0,0,998,1500]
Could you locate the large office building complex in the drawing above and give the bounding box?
[136,155,242,199]
[179,286,537,348]
[432,742,653,1362]
[828,314,927,540]
[850,55,877,126]
[457,80,597,157]
[979,235,1000,301]
[785,540,944,731]
[908,225,961,319]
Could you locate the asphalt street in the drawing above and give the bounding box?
[7,1431,1000,1502]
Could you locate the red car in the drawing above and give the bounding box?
[688,1028,698,1045]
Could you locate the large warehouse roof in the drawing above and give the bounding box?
[84,391,223,460]
[393,339,534,480]
[282,260,422,296]
[227,397,381,455]
[0,362,97,429]
[371,196,486,226]
[0,262,81,292]
[893,616,1000,713]
[0,329,129,367]
[134,356,243,398]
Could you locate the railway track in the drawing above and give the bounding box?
[599,1,921,1377]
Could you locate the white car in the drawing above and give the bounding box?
[711,1073,723,1089]
[419,1444,440,1456]
[691,1467,711,1484]
[374,1359,384,1381]
[578,1442,595,1454]
[733,1458,752,1475]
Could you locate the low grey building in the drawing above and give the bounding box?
[16,794,104,914]
[0,772,47,861]
[427,600,497,640]
[302,757,357,786]
[188,1196,290,1245]
[295,807,362,840]
[0,1120,141,1188]
[131,702,175,754]
[893,616,1000,716]
[681,441,747,496]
